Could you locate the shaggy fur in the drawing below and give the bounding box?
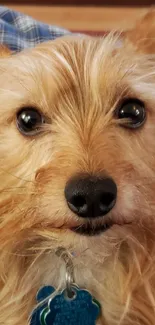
[1,11,155,325]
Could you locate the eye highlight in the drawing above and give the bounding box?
[16,107,45,136]
[116,99,146,129]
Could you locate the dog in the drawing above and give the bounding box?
[1,10,155,325]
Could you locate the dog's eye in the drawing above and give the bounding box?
[17,108,45,136]
[117,99,146,128]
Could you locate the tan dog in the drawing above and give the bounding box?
[1,11,155,325]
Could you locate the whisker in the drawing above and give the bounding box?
[0,167,35,184]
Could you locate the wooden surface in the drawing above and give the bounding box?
[2,0,155,5]
[7,5,149,31]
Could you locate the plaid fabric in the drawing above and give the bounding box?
[0,6,70,52]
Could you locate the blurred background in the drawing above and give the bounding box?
[1,0,154,34]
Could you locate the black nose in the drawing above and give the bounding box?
[65,175,117,219]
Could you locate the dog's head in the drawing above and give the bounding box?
[1,12,155,258]
[0,22,155,252]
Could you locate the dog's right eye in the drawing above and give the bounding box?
[16,108,45,136]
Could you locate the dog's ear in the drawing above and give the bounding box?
[0,46,11,58]
[124,10,155,54]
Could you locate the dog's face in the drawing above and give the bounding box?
[0,32,155,258]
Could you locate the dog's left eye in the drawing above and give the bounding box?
[16,108,45,136]
[116,99,146,128]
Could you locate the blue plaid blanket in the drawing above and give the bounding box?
[0,6,70,52]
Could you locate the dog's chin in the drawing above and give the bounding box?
[71,221,113,236]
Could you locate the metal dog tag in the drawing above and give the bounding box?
[30,248,101,325]
[30,285,100,325]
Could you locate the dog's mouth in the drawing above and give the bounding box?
[71,221,113,236]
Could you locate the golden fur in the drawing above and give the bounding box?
[1,11,155,325]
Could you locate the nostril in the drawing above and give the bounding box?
[101,192,115,206]
[99,193,116,211]
[71,195,86,209]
